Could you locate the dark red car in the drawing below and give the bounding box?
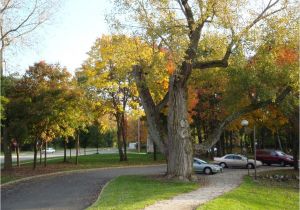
[256,149,294,166]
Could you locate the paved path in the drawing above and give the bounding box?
[144,166,292,210]
[1,165,166,210]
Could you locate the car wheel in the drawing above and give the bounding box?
[267,163,271,166]
[204,167,212,175]
[219,162,227,168]
[280,161,285,167]
[247,163,254,169]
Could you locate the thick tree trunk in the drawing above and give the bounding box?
[133,66,168,156]
[3,126,12,170]
[167,76,193,180]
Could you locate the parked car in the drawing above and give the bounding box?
[42,147,55,154]
[256,149,294,166]
[193,158,223,175]
[213,154,262,169]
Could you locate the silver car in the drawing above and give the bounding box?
[214,154,262,169]
[193,158,223,175]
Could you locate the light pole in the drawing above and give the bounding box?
[241,119,249,176]
[254,125,257,180]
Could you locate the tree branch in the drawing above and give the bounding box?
[132,65,168,155]
[198,85,293,151]
[0,0,12,14]
[1,0,38,41]
[193,0,282,70]
[156,91,169,112]
[180,0,195,33]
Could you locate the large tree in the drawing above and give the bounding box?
[111,0,292,179]
[77,35,168,161]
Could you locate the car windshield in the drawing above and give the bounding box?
[194,159,207,164]
[275,151,286,156]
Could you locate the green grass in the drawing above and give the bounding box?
[39,152,165,168]
[1,153,165,184]
[88,175,199,210]
[197,175,299,210]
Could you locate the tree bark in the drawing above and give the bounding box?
[229,131,233,153]
[195,116,202,144]
[116,114,125,161]
[76,132,79,165]
[64,140,67,162]
[121,113,128,161]
[44,141,47,167]
[167,74,193,180]
[3,126,12,170]
[33,138,38,169]
[276,128,283,151]
[133,66,168,155]
[16,144,20,167]
[39,142,42,164]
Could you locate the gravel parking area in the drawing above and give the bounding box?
[144,166,292,210]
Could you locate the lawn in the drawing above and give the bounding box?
[88,175,199,210]
[1,153,165,184]
[197,170,299,210]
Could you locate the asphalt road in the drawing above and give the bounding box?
[1,165,166,210]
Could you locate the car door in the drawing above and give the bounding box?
[193,159,203,173]
[233,155,247,167]
[224,155,234,167]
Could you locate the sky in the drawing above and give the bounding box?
[9,0,111,75]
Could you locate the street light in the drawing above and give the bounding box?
[241,119,249,176]
[254,125,257,180]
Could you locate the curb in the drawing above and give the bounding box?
[85,178,116,210]
[1,164,166,187]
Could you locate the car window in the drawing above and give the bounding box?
[193,160,201,164]
[234,155,242,160]
[225,155,233,159]
[276,151,286,156]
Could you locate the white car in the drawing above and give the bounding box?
[214,154,262,169]
[42,147,55,154]
[193,158,223,175]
